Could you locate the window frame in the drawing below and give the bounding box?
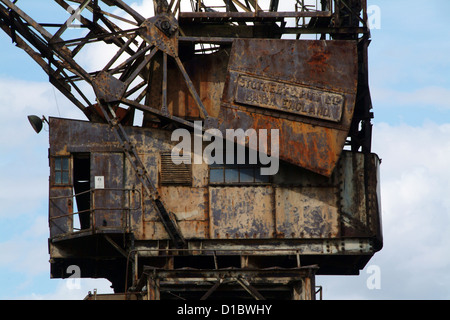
[52,156,71,186]
[209,163,271,186]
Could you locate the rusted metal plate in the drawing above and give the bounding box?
[49,187,73,237]
[158,186,209,239]
[141,15,178,57]
[339,151,367,237]
[235,75,344,122]
[210,186,274,239]
[220,39,358,176]
[47,118,381,247]
[367,153,383,250]
[91,152,125,230]
[178,221,209,239]
[339,152,383,248]
[92,71,127,103]
[275,187,339,239]
[143,48,229,121]
[142,221,168,240]
[48,118,382,277]
[159,186,207,220]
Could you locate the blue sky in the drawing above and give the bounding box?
[0,0,449,299]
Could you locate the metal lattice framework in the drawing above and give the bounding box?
[0,1,372,147]
[0,0,375,247]
[0,1,379,298]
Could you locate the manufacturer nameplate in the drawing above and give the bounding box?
[235,75,344,122]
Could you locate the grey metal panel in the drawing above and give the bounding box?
[339,151,368,236]
[49,187,73,237]
[275,187,339,239]
[210,186,274,239]
[91,152,125,230]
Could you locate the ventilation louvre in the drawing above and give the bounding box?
[160,152,192,185]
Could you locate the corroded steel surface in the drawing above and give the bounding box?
[1,0,380,294]
[220,39,358,176]
[234,75,345,122]
[0,0,370,176]
[48,118,381,248]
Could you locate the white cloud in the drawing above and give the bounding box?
[0,215,48,275]
[0,75,103,299]
[319,121,450,299]
[18,279,113,300]
[372,86,450,110]
[0,80,52,218]
[373,122,450,296]
[0,210,113,300]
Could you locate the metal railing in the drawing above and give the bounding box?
[49,188,141,237]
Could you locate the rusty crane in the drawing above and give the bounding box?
[0,0,381,300]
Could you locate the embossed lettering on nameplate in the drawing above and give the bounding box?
[235,75,344,122]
